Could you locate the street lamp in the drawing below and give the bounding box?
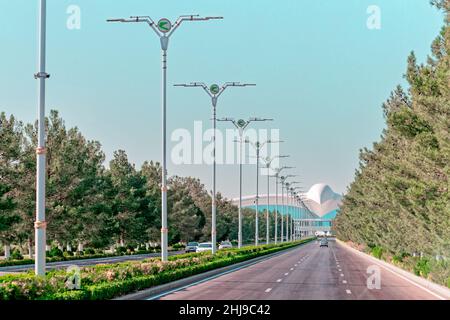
[34,0,51,276]
[260,155,288,244]
[245,138,278,246]
[290,186,301,241]
[272,166,294,244]
[217,117,270,248]
[174,83,255,254]
[281,175,297,242]
[107,14,222,262]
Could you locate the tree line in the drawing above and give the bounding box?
[334,0,449,284]
[0,110,286,257]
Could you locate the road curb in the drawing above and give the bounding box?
[337,239,450,300]
[114,240,314,300]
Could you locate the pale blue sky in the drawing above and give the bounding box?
[0,0,444,198]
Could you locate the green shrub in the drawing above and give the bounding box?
[0,239,313,300]
[414,258,431,278]
[171,243,185,250]
[84,248,95,255]
[10,249,23,261]
[371,246,383,259]
[115,247,127,255]
[48,247,64,258]
[63,251,74,257]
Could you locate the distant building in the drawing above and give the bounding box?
[233,183,342,238]
[232,183,342,220]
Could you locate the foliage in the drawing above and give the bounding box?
[334,2,450,287]
[10,249,23,261]
[414,258,432,278]
[0,239,312,300]
[0,111,243,255]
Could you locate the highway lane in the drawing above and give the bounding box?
[0,250,185,273]
[156,240,443,300]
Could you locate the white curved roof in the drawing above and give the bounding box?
[306,183,338,205]
[303,183,342,217]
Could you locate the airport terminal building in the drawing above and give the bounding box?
[233,183,342,237]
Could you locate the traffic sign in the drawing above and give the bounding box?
[157,18,172,33]
[210,84,220,95]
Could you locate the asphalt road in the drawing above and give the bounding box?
[156,239,444,300]
[0,250,185,274]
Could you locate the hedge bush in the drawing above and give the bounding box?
[0,248,180,268]
[0,239,313,300]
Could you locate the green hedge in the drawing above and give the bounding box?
[0,248,180,268]
[0,239,314,300]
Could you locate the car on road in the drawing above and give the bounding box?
[219,241,233,250]
[320,238,329,247]
[315,231,326,237]
[185,242,199,253]
[196,242,213,253]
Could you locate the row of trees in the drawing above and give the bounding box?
[334,1,449,283]
[0,110,289,257]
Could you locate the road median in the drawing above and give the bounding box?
[0,239,314,300]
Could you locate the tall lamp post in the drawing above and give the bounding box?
[217,117,270,248]
[281,175,297,242]
[107,14,222,262]
[289,187,301,241]
[174,83,255,254]
[34,0,50,276]
[260,155,288,244]
[245,139,278,246]
[273,166,294,244]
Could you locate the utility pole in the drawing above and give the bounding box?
[34,0,50,276]
[107,14,222,261]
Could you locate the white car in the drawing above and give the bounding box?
[219,241,233,250]
[196,242,213,253]
[315,231,326,237]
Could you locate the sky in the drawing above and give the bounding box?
[0,0,445,199]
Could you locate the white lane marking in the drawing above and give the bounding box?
[339,269,342,272]
[340,273,344,277]
[295,264,298,267]
[337,241,447,300]
[277,279,283,283]
[285,273,289,276]
[146,243,309,300]
[346,289,352,294]
[265,288,272,293]
[290,268,294,271]
[343,280,347,284]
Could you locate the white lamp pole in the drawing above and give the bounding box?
[34,0,50,276]
[218,117,269,248]
[273,166,293,243]
[175,84,255,254]
[246,139,279,246]
[260,156,288,244]
[107,15,222,261]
